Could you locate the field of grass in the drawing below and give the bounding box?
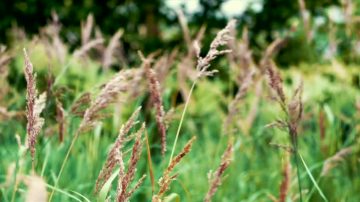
[0,14,360,202]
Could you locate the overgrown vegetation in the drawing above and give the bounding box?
[1,2,360,202]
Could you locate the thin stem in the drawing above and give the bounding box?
[53,60,72,87]
[291,133,303,202]
[294,150,303,202]
[169,80,197,165]
[48,130,80,201]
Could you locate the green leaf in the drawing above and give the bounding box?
[98,168,119,202]
[298,153,328,202]
[45,184,83,202]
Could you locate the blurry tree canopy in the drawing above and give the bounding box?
[1,0,359,66]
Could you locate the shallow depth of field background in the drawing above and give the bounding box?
[0,0,360,201]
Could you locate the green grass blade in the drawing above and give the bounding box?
[45,184,83,202]
[98,168,119,202]
[69,190,91,202]
[298,153,328,202]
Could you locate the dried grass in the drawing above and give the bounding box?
[195,20,236,78]
[170,19,236,163]
[279,153,291,202]
[321,147,354,176]
[73,38,104,58]
[40,11,67,63]
[116,123,146,202]
[102,29,124,70]
[152,136,196,201]
[70,92,92,117]
[78,69,142,132]
[204,143,233,202]
[265,57,304,201]
[81,13,94,46]
[23,48,47,162]
[95,107,141,193]
[139,52,167,156]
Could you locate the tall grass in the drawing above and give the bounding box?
[0,10,359,202]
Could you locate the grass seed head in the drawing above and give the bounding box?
[153,136,196,200]
[95,107,141,193]
[204,143,233,202]
[140,51,167,156]
[23,48,47,161]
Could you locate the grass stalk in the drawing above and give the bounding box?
[293,147,303,202]
[299,152,328,202]
[169,80,197,165]
[145,130,155,193]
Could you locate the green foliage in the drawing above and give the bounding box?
[1,1,360,201]
[0,41,360,201]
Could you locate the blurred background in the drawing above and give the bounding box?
[1,0,360,66]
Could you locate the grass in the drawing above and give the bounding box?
[0,15,360,202]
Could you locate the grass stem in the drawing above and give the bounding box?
[169,80,197,165]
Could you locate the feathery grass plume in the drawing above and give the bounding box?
[24,175,47,202]
[79,69,141,132]
[176,8,205,99]
[223,24,262,136]
[0,45,11,70]
[102,29,123,70]
[139,51,167,156]
[266,61,286,104]
[297,0,311,41]
[0,47,11,103]
[76,13,104,59]
[117,123,146,202]
[81,13,94,46]
[23,48,47,161]
[125,174,147,199]
[70,92,92,117]
[73,38,104,58]
[40,11,66,63]
[241,80,263,134]
[265,62,304,201]
[153,49,178,88]
[259,38,287,73]
[279,153,291,202]
[153,136,196,202]
[321,147,354,176]
[176,9,192,49]
[95,107,141,193]
[227,26,255,85]
[204,143,233,202]
[224,70,255,135]
[50,69,144,201]
[170,20,235,163]
[195,20,236,78]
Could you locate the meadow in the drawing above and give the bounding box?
[0,9,360,202]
